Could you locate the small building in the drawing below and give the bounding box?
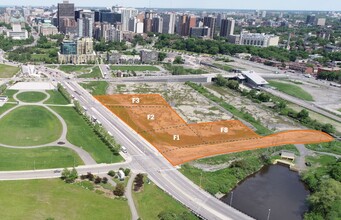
[6,23,28,40]
[280,151,295,161]
[38,23,58,36]
[241,70,269,87]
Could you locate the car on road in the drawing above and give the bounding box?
[53,170,61,173]
[121,146,127,153]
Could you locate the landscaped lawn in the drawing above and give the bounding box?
[80,81,108,95]
[213,63,233,72]
[133,177,197,220]
[0,64,19,78]
[1,89,18,102]
[44,90,70,105]
[16,91,47,103]
[0,106,62,146]
[0,179,131,220]
[111,65,160,72]
[59,65,94,73]
[0,147,83,171]
[269,80,314,101]
[78,66,102,78]
[51,106,123,163]
[0,104,16,116]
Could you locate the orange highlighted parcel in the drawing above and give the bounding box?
[96,94,334,166]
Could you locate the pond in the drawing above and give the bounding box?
[221,164,310,220]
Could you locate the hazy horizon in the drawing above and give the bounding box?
[1,0,341,11]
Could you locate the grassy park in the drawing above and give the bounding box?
[0,179,131,220]
[59,65,94,73]
[0,104,16,116]
[0,147,83,171]
[80,81,108,95]
[44,90,70,105]
[78,66,102,78]
[51,106,123,163]
[111,65,160,72]
[0,106,62,146]
[133,178,197,220]
[269,80,314,101]
[0,64,19,78]
[1,89,18,102]
[16,91,47,103]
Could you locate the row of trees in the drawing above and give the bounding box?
[155,34,309,62]
[0,35,34,51]
[317,71,341,83]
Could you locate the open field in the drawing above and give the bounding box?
[0,147,83,171]
[133,177,197,220]
[111,65,160,72]
[269,80,314,101]
[51,106,123,163]
[0,106,62,146]
[78,66,102,78]
[16,91,47,103]
[44,90,70,105]
[0,179,131,220]
[80,81,108,95]
[0,104,16,116]
[96,94,333,165]
[213,63,233,72]
[0,64,19,78]
[59,65,94,73]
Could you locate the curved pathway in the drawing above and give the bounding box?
[0,90,97,165]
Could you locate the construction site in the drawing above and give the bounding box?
[96,94,334,166]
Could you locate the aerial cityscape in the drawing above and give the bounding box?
[0,0,340,220]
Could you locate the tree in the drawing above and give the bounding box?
[322,123,335,134]
[94,176,102,184]
[215,74,228,87]
[158,52,167,61]
[330,162,341,181]
[173,56,184,64]
[113,183,125,196]
[61,168,78,183]
[158,211,178,220]
[102,177,108,184]
[108,170,116,177]
[297,109,309,120]
[124,168,131,176]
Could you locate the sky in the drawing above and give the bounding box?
[1,0,341,11]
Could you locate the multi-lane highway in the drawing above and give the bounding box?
[62,81,253,220]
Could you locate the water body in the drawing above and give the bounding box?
[221,164,310,220]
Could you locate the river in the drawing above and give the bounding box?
[221,164,310,220]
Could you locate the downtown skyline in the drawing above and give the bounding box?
[0,0,341,11]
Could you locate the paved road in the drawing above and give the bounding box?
[126,173,139,220]
[262,87,341,123]
[62,81,253,220]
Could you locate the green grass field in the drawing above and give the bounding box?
[80,81,108,95]
[0,64,19,78]
[16,91,47,103]
[59,65,94,73]
[338,108,341,113]
[0,104,16,116]
[269,80,314,101]
[213,63,233,72]
[44,90,70,105]
[111,65,160,72]
[0,147,83,171]
[133,178,197,220]
[1,89,18,102]
[78,66,102,78]
[0,179,131,220]
[0,106,62,146]
[51,106,123,163]
[306,141,341,155]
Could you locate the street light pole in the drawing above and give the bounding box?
[230,191,234,206]
[267,208,271,220]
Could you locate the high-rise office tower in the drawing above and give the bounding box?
[203,16,216,38]
[152,17,163,33]
[57,0,75,33]
[162,13,175,34]
[121,8,138,31]
[220,18,235,37]
[183,15,196,36]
